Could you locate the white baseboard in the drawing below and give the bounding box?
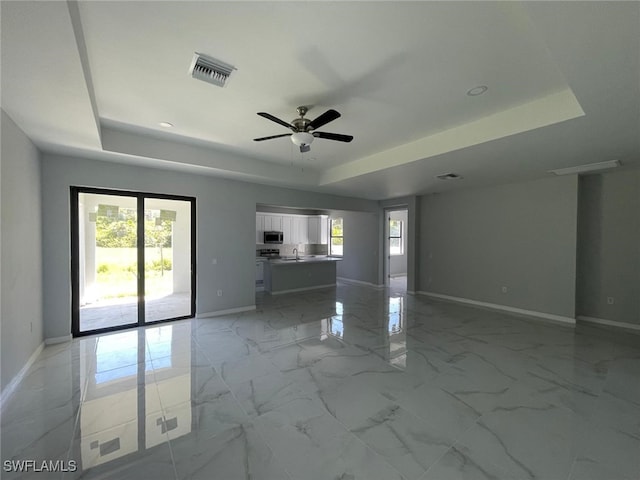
[417,291,576,326]
[389,273,407,279]
[269,284,336,295]
[577,315,640,332]
[45,335,72,345]
[196,305,256,318]
[1,341,45,412]
[337,277,384,289]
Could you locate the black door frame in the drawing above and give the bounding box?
[71,186,196,337]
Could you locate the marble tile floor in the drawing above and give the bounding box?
[2,282,639,480]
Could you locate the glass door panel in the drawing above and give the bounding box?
[73,188,195,337]
[78,192,139,332]
[143,198,192,323]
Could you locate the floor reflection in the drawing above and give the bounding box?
[77,324,192,471]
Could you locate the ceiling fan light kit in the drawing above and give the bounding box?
[254,105,353,153]
[291,131,314,148]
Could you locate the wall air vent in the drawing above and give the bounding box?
[436,173,463,180]
[188,52,236,87]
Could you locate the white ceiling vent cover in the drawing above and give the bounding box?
[189,52,236,87]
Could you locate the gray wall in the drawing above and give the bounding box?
[330,209,381,286]
[576,170,640,325]
[418,176,578,318]
[1,111,44,391]
[40,153,379,339]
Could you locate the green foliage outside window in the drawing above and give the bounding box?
[95,208,172,248]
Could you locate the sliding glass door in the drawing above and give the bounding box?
[71,188,196,336]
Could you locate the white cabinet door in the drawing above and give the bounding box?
[270,215,282,231]
[263,215,272,232]
[308,217,321,244]
[320,216,329,244]
[256,214,265,244]
[291,217,299,244]
[299,216,309,244]
[281,216,293,244]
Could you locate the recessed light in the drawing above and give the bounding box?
[159,122,174,128]
[467,85,488,96]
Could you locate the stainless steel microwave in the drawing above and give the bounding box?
[264,231,283,244]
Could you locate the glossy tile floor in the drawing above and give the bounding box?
[2,283,640,479]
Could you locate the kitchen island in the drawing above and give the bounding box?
[263,256,341,294]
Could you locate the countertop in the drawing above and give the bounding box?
[261,255,342,265]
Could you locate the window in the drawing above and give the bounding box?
[389,220,403,255]
[330,217,343,256]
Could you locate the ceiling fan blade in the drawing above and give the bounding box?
[253,133,292,142]
[257,112,295,130]
[308,109,341,130]
[313,131,353,142]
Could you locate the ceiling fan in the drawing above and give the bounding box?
[253,106,353,153]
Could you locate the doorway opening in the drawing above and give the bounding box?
[384,208,408,292]
[71,187,196,337]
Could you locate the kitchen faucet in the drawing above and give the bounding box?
[293,248,299,260]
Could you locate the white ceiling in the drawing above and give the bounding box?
[2,1,639,200]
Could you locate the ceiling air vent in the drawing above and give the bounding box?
[189,52,236,87]
[436,173,463,180]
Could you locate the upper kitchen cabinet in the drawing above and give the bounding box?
[292,216,308,244]
[308,216,320,244]
[281,216,293,244]
[256,212,328,245]
[320,215,328,244]
[256,214,265,244]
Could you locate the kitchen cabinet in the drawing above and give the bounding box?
[281,216,293,243]
[256,215,265,244]
[270,215,282,231]
[320,215,328,244]
[256,213,329,245]
[263,215,272,232]
[308,216,320,244]
[292,216,308,244]
[307,216,329,244]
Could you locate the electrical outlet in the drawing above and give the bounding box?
[501,286,508,293]
[607,297,614,305]
[217,289,223,297]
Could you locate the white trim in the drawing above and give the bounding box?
[337,277,384,289]
[1,342,45,412]
[269,284,336,295]
[417,291,576,325]
[577,315,640,332]
[389,273,407,278]
[196,305,256,318]
[45,335,72,345]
